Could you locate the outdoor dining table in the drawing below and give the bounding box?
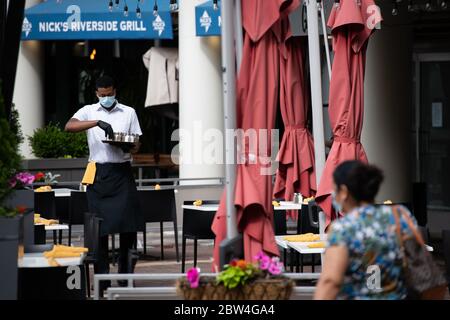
[18,250,87,300]
[183,202,303,269]
[281,235,435,274]
[182,201,303,212]
[275,234,327,273]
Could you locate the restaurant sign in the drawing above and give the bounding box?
[21,0,173,40]
[195,0,221,37]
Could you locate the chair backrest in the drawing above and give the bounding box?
[84,212,103,260]
[34,191,56,219]
[69,191,88,225]
[182,200,217,239]
[297,202,319,234]
[138,189,177,223]
[273,210,287,235]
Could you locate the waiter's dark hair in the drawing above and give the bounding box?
[96,75,115,90]
[333,160,384,202]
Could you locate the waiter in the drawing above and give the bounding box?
[65,75,144,287]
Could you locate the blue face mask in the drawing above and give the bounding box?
[98,95,116,108]
[331,191,342,213]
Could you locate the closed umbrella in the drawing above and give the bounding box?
[273,31,316,220]
[316,0,382,226]
[212,0,300,268]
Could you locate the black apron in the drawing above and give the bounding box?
[86,162,144,236]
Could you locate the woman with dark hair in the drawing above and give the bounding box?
[314,160,419,300]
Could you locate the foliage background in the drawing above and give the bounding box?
[28,123,88,158]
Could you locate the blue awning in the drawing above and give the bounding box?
[195,0,221,37]
[21,0,175,41]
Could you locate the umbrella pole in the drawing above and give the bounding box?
[306,0,327,237]
[234,0,243,73]
[305,0,326,183]
[319,1,332,81]
[221,0,238,241]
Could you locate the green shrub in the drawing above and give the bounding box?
[9,104,23,145]
[28,123,88,158]
[0,86,22,207]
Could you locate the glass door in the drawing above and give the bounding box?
[415,54,450,210]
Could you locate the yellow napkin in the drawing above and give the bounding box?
[272,200,280,207]
[303,196,315,204]
[307,242,326,248]
[81,161,96,185]
[283,233,321,242]
[44,245,88,259]
[34,214,59,225]
[35,186,52,192]
[193,200,202,206]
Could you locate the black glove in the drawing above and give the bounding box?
[97,120,114,139]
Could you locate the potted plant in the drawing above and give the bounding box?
[0,87,25,300]
[176,252,294,300]
[4,171,36,209]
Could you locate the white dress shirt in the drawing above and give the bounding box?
[142,47,179,107]
[72,102,143,164]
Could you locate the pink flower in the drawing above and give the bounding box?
[259,255,271,270]
[9,177,17,188]
[254,251,265,261]
[268,257,283,276]
[15,172,35,185]
[186,267,201,289]
[268,260,283,275]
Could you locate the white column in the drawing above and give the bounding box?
[178,0,224,183]
[12,0,44,159]
[363,10,413,203]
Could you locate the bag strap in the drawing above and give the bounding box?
[392,206,404,247]
[392,205,425,246]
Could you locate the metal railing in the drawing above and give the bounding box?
[94,273,319,300]
[31,176,225,189]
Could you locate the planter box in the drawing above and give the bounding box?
[0,216,23,300]
[4,189,34,210]
[21,158,89,183]
[176,277,294,300]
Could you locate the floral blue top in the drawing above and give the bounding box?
[327,204,417,300]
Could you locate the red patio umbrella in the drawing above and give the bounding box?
[315,0,382,226]
[273,31,316,220]
[212,0,300,269]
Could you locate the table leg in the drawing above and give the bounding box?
[300,254,304,273]
[312,254,315,273]
[289,249,294,272]
[53,230,57,244]
[59,230,62,244]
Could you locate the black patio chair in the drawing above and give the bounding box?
[293,201,321,273]
[68,191,88,246]
[272,198,288,236]
[138,189,180,261]
[181,200,218,272]
[34,191,56,219]
[83,212,103,298]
